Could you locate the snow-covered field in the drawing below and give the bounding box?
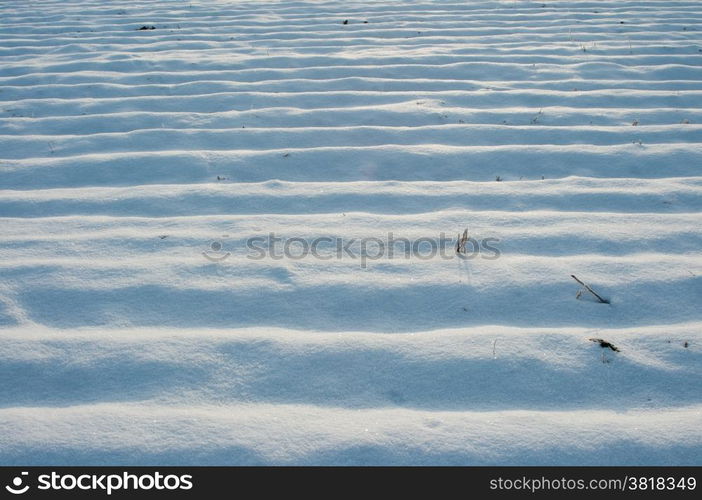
[1,0,701,465]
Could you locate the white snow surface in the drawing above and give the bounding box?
[1,0,701,465]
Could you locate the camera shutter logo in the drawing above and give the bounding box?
[5,472,30,495]
[202,240,231,262]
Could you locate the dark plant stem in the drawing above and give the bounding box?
[571,274,609,304]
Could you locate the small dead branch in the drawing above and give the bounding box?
[456,228,468,254]
[571,274,609,304]
[589,338,620,352]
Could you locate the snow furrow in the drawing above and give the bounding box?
[3,143,702,188]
